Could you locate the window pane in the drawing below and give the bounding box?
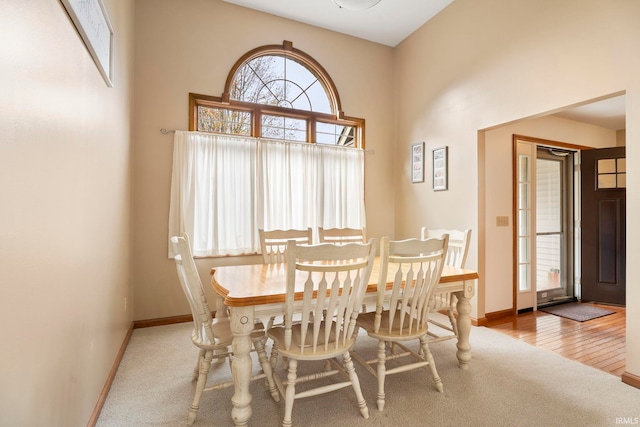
[316,122,355,146]
[618,173,626,188]
[536,234,562,291]
[262,115,285,139]
[598,158,616,173]
[519,183,529,209]
[518,210,529,236]
[617,158,626,173]
[197,106,251,135]
[231,54,332,114]
[519,155,529,181]
[598,174,616,189]
[537,158,561,233]
[287,58,316,88]
[306,81,332,114]
[260,80,285,106]
[519,237,529,263]
[519,263,530,291]
[262,114,307,142]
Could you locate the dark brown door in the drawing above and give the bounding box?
[581,147,626,305]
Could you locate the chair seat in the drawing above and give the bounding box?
[356,311,429,342]
[193,317,265,349]
[268,322,355,360]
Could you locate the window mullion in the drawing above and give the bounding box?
[254,108,261,138]
[309,118,316,144]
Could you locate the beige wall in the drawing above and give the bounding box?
[4,0,639,423]
[132,0,395,320]
[394,0,640,378]
[0,0,134,425]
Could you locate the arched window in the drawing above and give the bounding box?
[172,41,366,257]
[189,40,364,148]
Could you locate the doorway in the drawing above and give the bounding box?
[515,136,582,311]
[535,147,575,306]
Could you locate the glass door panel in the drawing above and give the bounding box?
[536,148,574,305]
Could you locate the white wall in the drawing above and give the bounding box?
[394,0,640,379]
[0,0,134,425]
[133,0,395,320]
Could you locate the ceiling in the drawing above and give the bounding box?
[222,0,626,131]
[222,0,454,47]
[553,96,626,131]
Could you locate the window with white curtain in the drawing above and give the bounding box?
[170,41,367,257]
[168,131,365,257]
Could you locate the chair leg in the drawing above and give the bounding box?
[419,336,443,393]
[449,294,459,336]
[447,308,459,336]
[376,340,387,411]
[282,359,297,427]
[270,344,280,371]
[253,337,280,402]
[192,348,205,381]
[343,350,369,419]
[267,315,276,330]
[189,349,213,425]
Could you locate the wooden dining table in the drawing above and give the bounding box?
[210,258,479,426]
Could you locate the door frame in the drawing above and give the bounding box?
[512,135,592,312]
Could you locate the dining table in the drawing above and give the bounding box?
[210,258,479,426]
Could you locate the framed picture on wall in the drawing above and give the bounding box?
[61,0,114,87]
[411,142,425,183]
[432,146,448,191]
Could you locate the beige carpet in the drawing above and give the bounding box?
[97,315,640,427]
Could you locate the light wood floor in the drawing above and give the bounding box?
[486,302,626,377]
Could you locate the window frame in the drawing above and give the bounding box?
[188,40,365,148]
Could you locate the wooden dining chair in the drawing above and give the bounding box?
[259,228,313,264]
[318,227,366,244]
[259,228,313,330]
[318,227,368,310]
[171,233,278,425]
[421,228,472,341]
[352,235,449,411]
[265,238,378,426]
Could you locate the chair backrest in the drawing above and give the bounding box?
[283,238,378,354]
[375,235,449,335]
[259,228,313,264]
[171,233,216,346]
[421,227,471,268]
[318,227,366,244]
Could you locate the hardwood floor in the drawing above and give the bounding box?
[486,302,626,377]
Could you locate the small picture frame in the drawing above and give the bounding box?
[432,146,448,191]
[411,142,425,183]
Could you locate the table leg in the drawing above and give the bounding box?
[215,294,229,318]
[230,306,255,426]
[454,280,475,370]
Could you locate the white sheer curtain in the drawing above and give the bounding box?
[168,131,257,257]
[258,139,320,231]
[169,131,366,257]
[318,144,366,229]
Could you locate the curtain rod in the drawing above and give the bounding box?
[160,128,375,153]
